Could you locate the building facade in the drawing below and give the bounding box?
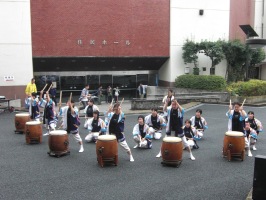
[0,0,259,100]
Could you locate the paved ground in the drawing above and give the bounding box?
[0,103,265,200]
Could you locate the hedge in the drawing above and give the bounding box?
[175,75,226,91]
[227,79,266,96]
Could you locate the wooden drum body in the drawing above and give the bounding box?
[15,113,30,133]
[161,137,183,167]
[223,131,245,161]
[96,135,118,167]
[48,130,70,157]
[25,121,42,144]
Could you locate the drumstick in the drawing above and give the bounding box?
[41,84,48,92]
[120,98,124,106]
[241,99,246,107]
[69,92,72,102]
[58,91,62,109]
[46,84,53,93]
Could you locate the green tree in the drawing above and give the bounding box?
[249,48,266,78]
[221,40,246,82]
[182,40,199,68]
[198,40,224,73]
[221,40,266,82]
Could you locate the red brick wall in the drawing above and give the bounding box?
[31,0,170,57]
[229,0,255,41]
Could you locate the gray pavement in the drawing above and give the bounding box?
[0,103,265,199]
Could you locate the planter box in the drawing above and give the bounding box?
[230,95,266,104]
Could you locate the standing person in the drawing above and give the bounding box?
[137,83,144,99]
[156,99,195,160]
[83,99,99,128]
[79,84,90,110]
[132,115,152,149]
[105,102,134,162]
[59,99,84,153]
[107,86,113,103]
[25,92,40,121]
[226,102,247,132]
[49,84,57,107]
[183,119,199,149]
[85,110,106,143]
[142,84,148,98]
[190,109,208,139]
[114,87,120,103]
[97,86,103,105]
[39,91,57,136]
[25,78,37,98]
[162,89,175,121]
[145,108,166,139]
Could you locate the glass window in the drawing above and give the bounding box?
[210,68,215,75]
[87,75,99,92]
[60,76,85,91]
[148,74,158,86]
[113,75,137,99]
[34,75,47,92]
[46,75,60,90]
[137,74,148,85]
[100,75,112,89]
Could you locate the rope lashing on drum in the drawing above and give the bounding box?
[98,147,104,154]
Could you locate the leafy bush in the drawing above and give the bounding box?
[175,75,226,91]
[227,79,266,96]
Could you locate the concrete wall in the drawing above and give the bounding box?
[0,0,33,100]
[160,0,230,85]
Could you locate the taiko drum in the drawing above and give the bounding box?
[96,135,118,167]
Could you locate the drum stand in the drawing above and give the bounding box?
[47,150,70,158]
[161,160,182,168]
[223,148,245,161]
[14,130,24,134]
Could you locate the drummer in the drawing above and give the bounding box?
[183,119,199,149]
[39,91,57,136]
[83,99,99,129]
[145,108,166,140]
[156,99,195,160]
[245,111,263,136]
[25,92,40,121]
[105,102,134,162]
[85,110,106,143]
[133,115,152,149]
[190,109,208,139]
[226,102,247,132]
[59,99,84,153]
[244,121,258,156]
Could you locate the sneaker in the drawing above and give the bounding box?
[79,146,84,153]
[252,146,257,151]
[190,154,195,160]
[43,132,49,136]
[156,152,161,158]
[133,144,139,149]
[130,155,134,162]
[248,150,252,157]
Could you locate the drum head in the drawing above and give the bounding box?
[50,130,67,135]
[26,121,41,125]
[16,113,30,117]
[163,136,182,143]
[225,131,244,137]
[98,135,116,141]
